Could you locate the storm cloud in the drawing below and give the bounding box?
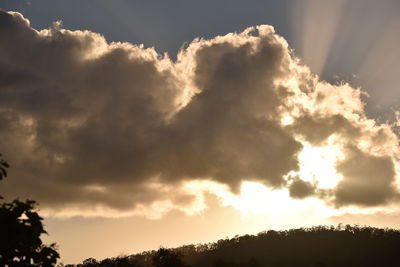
[0,10,399,217]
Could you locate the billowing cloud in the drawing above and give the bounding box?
[0,10,399,217]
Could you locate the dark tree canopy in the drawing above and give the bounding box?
[67,225,400,267]
[151,248,186,267]
[0,154,59,267]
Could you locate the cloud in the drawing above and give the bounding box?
[334,145,397,207]
[288,177,316,199]
[0,10,399,217]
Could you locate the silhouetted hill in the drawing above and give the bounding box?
[64,225,400,267]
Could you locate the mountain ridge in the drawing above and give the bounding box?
[63,224,400,267]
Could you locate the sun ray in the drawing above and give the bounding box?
[291,0,346,75]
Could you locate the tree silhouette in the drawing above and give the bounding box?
[0,154,59,267]
[65,224,400,267]
[81,258,98,267]
[152,248,186,267]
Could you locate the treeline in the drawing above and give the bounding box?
[62,225,400,267]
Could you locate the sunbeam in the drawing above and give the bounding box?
[291,0,346,75]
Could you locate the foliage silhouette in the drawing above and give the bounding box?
[67,225,400,267]
[74,255,142,267]
[151,248,186,267]
[0,154,59,267]
[82,258,99,266]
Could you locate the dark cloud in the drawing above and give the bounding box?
[0,11,302,213]
[289,178,316,199]
[290,114,361,145]
[333,145,397,207]
[0,10,399,217]
[156,36,302,189]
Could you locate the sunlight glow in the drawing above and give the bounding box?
[181,139,348,219]
[217,182,330,219]
[297,142,345,189]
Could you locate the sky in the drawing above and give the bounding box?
[1,0,400,264]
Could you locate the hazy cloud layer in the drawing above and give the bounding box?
[0,11,399,217]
